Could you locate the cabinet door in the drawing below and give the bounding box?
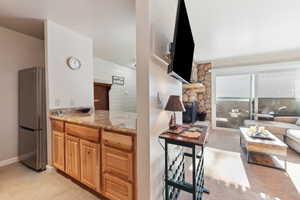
[66,135,81,180]
[52,131,65,171]
[102,145,133,182]
[80,139,99,190]
[103,173,133,200]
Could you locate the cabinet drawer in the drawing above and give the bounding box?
[102,145,133,182]
[103,173,133,200]
[102,131,133,151]
[51,120,64,132]
[66,123,99,142]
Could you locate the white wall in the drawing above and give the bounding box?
[136,0,151,198]
[149,63,182,200]
[45,20,94,109]
[150,0,182,199]
[136,0,182,199]
[0,26,44,163]
[94,58,136,112]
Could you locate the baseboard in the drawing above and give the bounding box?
[0,157,19,168]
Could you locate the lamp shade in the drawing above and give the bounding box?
[165,95,186,112]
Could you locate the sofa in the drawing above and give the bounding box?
[284,129,300,153]
[244,116,300,153]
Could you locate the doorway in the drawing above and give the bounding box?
[93,82,111,110]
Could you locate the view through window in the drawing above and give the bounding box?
[216,74,251,129]
[215,68,300,129]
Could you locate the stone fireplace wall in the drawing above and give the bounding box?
[183,63,212,121]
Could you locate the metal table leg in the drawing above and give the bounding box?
[165,140,169,200]
[284,157,287,171]
[203,188,210,194]
[192,146,196,200]
[247,150,250,163]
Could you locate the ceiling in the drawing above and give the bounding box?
[0,0,136,66]
[186,0,300,65]
[2,0,300,67]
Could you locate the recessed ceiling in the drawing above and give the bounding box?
[0,0,136,66]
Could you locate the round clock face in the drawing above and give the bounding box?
[67,57,81,70]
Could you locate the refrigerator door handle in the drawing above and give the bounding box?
[19,126,35,131]
[38,115,40,130]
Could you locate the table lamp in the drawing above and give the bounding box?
[165,95,186,130]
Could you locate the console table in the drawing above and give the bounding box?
[159,125,209,200]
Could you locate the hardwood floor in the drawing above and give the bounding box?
[201,129,300,200]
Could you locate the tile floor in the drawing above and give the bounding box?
[0,129,300,200]
[0,163,103,200]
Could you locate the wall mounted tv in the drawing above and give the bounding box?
[168,0,194,84]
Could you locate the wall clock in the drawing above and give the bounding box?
[67,57,81,70]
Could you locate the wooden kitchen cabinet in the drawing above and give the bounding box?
[66,135,81,180]
[102,145,133,182]
[52,131,65,171]
[103,173,133,200]
[80,139,99,191]
[102,130,133,151]
[66,123,99,143]
[51,118,136,200]
[102,131,135,200]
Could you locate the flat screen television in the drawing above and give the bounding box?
[168,0,194,84]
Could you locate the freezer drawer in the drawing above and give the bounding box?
[19,127,46,171]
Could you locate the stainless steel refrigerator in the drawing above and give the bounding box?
[18,67,47,171]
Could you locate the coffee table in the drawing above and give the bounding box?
[240,127,288,171]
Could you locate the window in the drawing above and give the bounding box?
[216,74,251,129]
[213,63,300,129]
[256,70,300,116]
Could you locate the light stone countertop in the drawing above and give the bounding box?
[50,110,137,135]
